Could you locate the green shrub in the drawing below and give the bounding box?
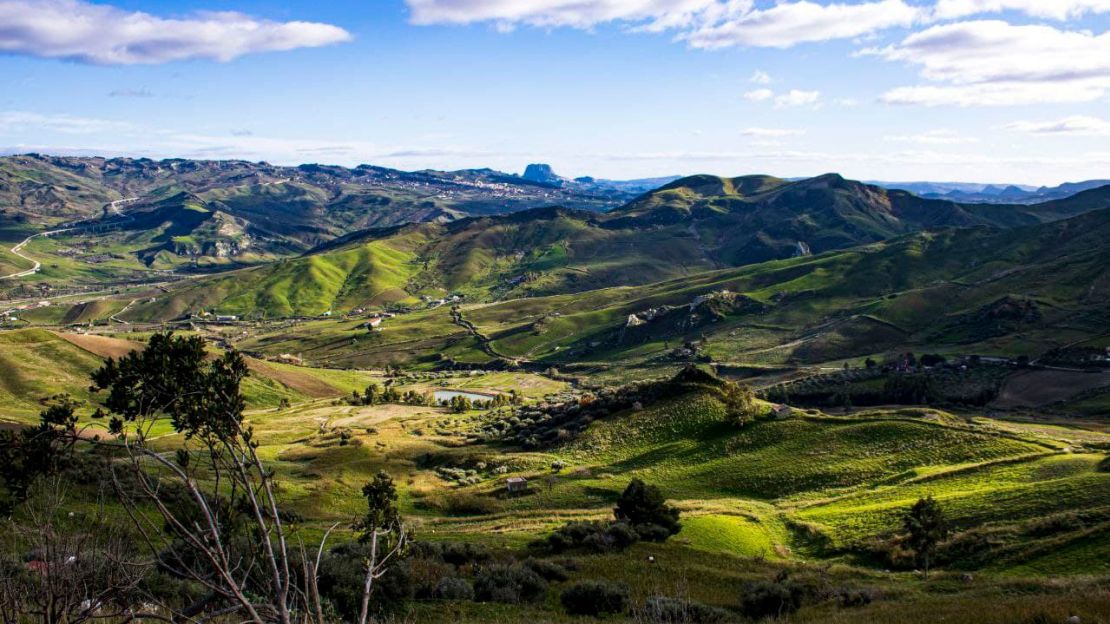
[540,521,640,553]
[473,565,547,604]
[615,479,681,539]
[432,577,474,601]
[740,579,803,620]
[561,581,630,617]
[522,558,569,581]
[640,596,732,623]
[411,541,493,568]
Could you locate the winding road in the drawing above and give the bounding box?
[0,198,138,281]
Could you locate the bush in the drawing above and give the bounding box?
[432,577,474,601]
[541,521,640,554]
[640,596,732,623]
[836,587,879,608]
[561,581,630,617]
[522,557,569,581]
[411,541,493,568]
[421,492,502,516]
[615,479,681,539]
[740,580,803,620]
[473,565,547,604]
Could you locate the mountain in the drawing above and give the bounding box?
[521,163,566,186]
[0,155,639,225]
[882,178,1110,204]
[0,155,651,282]
[521,162,681,194]
[119,173,1110,319]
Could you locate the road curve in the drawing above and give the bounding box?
[0,198,138,281]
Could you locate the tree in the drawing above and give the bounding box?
[449,395,472,413]
[903,495,949,579]
[355,472,400,540]
[82,332,404,624]
[0,479,151,624]
[352,472,406,624]
[0,397,80,516]
[613,479,681,540]
[363,383,381,405]
[718,381,756,427]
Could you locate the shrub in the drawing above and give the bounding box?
[635,523,674,543]
[740,580,803,620]
[421,492,502,516]
[561,581,630,617]
[639,596,732,623]
[432,577,474,601]
[614,479,681,539]
[836,587,879,608]
[473,565,547,604]
[541,521,640,554]
[522,557,569,581]
[411,541,493,568]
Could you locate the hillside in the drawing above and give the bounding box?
[215,206,1110,382]
[114,176,1110,319]
[0,155,644,287]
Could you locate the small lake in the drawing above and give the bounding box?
[433,389,498,404]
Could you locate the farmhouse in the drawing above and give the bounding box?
[506,477,528,493]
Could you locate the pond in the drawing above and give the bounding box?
[433,389,498,404]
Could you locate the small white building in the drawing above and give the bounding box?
[506,477,528,493]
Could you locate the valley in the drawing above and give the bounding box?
[2,156,1109,623]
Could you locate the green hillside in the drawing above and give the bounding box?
[110,177,1110,320]
[221,206,1110,378]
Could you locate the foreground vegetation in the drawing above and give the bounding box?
[1,331,1107,622]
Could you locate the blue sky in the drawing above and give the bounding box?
[1,0,1108,184]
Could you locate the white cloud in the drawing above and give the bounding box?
[775,89,821,107]
[0,0,351,65]
[868,20,1110,106]
[884,129,978,144]
[743,88,774,102]
[686,0,920,49]
[0,111,132,134]
[742,127,806,137]
[933,0,1110,20]
[1005,115,1110,136]
[404,0,744,30]
[749,69,772,84]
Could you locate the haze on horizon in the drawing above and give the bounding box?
[1,0,1109,186]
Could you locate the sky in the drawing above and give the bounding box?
[1,0,1109,185]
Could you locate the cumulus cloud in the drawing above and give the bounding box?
[0,0,351,65]
[408,0,919,48]
[867,20,1110,106]
[743,88,774,102]
[884,129,978,144]
[1005,115,1110,136]
[404,0,742,30]
[749,69,772,84]
[742,127,806,137]
[775,89,821,107]
[685,0,920,49]
[933,0,1110,20]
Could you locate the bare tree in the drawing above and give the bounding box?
[0,333,409,624]
[85,333,409,624]
[0,478,156,624]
